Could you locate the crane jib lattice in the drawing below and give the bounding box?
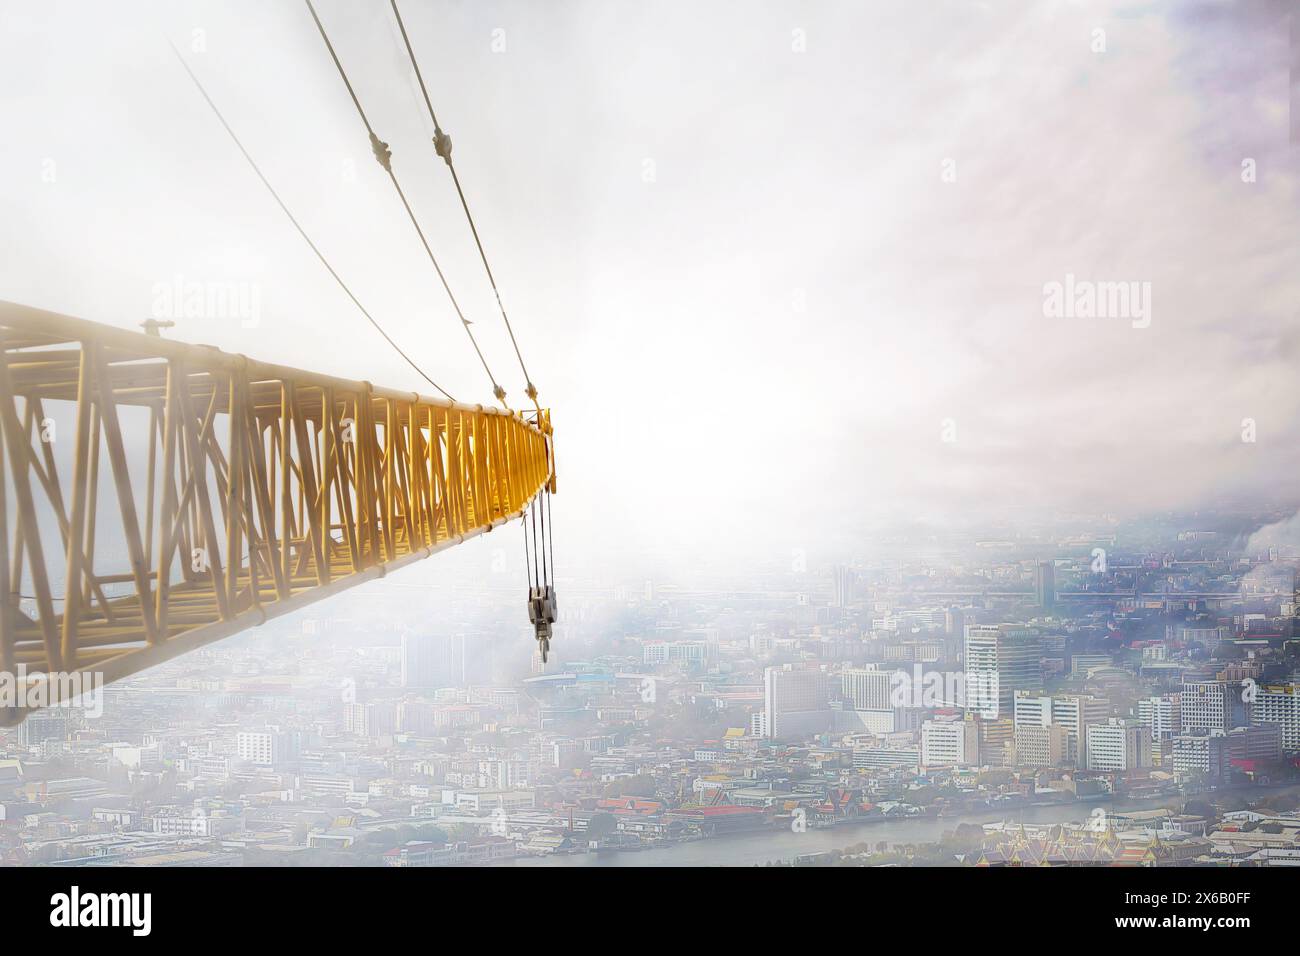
[0,301,554,723]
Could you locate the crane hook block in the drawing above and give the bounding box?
[528,585,557,662]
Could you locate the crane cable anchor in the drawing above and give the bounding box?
[369,131,393,171]
[434,127,453,165]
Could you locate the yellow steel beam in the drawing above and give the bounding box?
[0,301,553,723]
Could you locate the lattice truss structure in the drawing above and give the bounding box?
[0,302,552,716]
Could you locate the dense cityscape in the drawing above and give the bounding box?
[1,1,1294,945]
[4,508,1300,868]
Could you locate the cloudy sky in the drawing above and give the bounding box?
[1,0,1296,576]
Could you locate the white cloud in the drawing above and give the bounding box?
[0,0,1295,576]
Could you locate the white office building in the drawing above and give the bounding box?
[642,641,711,665]
[1137,694,1182,742]
[921,717,979,768]
[1013,691,1108,764]
[1014,723,1069,768]
[1181,681,1248,734]
[236,731,280,767]
[763,665,830,739]
[964,625,1041,719]
[841,667,895,710]
[1252,683,1300,754]
[1085,718,1151,772]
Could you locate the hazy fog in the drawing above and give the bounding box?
[2,0,1297,578]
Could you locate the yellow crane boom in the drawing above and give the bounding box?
[0,301,553,722]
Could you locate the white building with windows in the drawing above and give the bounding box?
[236,732,279,767]
[1085,718,1151,771]
[1013,691,1108,764]
[1252,683,1300,754]
[762,665,830,739]
[1013,723,1069,768]
[964,625,1041,719]
[642,641,711,666]
[841,667,894,710]
[1181,681,1249,734]
[921,717,979,768]
[1137,694,1182,742]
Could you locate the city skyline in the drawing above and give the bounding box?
[5,507,1300,873]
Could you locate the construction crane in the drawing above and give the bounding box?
[0,301,554,724]
[1,5,561,724]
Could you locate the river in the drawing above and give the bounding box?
[500,792,1192,867]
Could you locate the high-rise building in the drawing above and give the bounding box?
[945,606,965,638]
[402,632,467,689]
[835,667,922,733]
[1013,691,1108,764]
[1181,680,1249,734]
[1137,694,1182,742]
[344,701,398,739]
[1229,723,1282,762]
[974,716,1015,768]
[921,716,980,768]
[236,731,287,767]
[17,710,66,748]
[1251,682,1300,754]
[840,667,894,710]
[762,665,830,739]
[1034,561,1055,610]
[1173,725,1283,783]
[1085,718,1151,771]
[1014,722,1069,768]
[831,565,856,608]
[964,625,1041,719]
[1172,732,1231,782]
[944,606,966,659]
